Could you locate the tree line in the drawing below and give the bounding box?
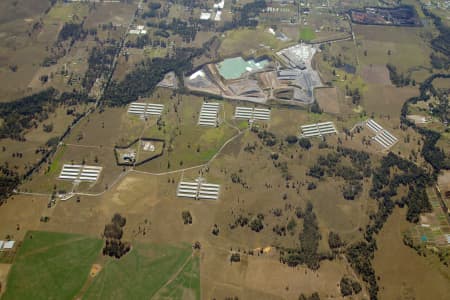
[280,202,326,270]
[422,6,450,69]
[103,47,203,106]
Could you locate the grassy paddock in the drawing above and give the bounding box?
[3,230,199,300]
[299,27,316,42]
[219,27,292,58]
[83,243,197,300]
[2,231,103,300]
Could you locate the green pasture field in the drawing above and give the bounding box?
[2,230,199,300]
[2,231,103,300]
[154,255,201,300]
[299,27,316,42]
[83,243,197,300]
[353,25,432,79]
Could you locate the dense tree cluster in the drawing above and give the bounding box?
[232,0,267,27]
[0,89,91,140]
[371,152,431,225]
[346,241,377,299]
[285,135,298,144]
[386,63,411,87]
[340,276,362,297]
[298,138,312,149]
[172,0,205,9]
[298,292,320,300]
[417,128,450,171]
[342,181,363,200]
[345,86,362,105]
[102,213,130,259]
[0,176,19,206]
[428,89,449,124]
[307,147,371,199]
[126,34,153,49]
[310,101,323,114]
[249,214,264,232]
[182,210,192,224]
[328,231,344,250]
[83,45,119,92]
[58,22,87,43]
[281,203,322,270]
[230,253,241,263]
[254,129,277,146]
[229,213,265,232]
[147,18,200,43]
[104,47,202,105]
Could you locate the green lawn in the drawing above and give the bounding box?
[83,243,197,300]
[2,231,103,300]
[299,27,316,42]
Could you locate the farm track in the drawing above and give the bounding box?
[150,251,195,299]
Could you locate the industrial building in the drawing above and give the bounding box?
[127,102,164,117]
[300,121,337,138]
[177,178,220,200]
[58,164,102,182]
[234,107,271,121]
[198,102,220,127]
[365,119,398,149]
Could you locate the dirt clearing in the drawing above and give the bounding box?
[315,87,340,114]
[360,65,391,85]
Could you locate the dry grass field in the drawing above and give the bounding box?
[0,194,49,241]
[360,65,391,85]
[83,1,137,29]
[0,12,57,102]
[363,85,418,118]
[354,25,432,81]
[218,27,293,58]
[315,87,341,115]
[0,105,89,175]
[433,77,450,89]
[374,208,450,300]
